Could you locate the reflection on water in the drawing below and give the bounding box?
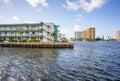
[0,42,120,81]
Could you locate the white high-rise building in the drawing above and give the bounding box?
[0,22,60,42]
[74,31,83,39]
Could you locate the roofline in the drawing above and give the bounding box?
[0,22,58,27]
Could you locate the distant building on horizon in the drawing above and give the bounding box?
[116,31,120,41]
[74,31,83,40]
[74,27,95,41]
[84,27,95,41]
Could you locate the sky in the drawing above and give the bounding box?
[0,0,120,39]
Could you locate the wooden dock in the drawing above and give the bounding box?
[0,42,73,48]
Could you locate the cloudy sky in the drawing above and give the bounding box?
[0,0,120,39]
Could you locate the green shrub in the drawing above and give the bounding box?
[75,38,83,41]
[19,40,28,42]
[9,40,18,42]
[0,40,4,42]
[61,40,68,42]
[61,37,68,42]
[84,39,91,41]
[29,40,40,42]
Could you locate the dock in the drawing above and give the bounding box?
[0,42,73,48]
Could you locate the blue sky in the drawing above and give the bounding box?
[0,0,120,39]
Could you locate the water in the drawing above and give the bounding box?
[0,42,120,81]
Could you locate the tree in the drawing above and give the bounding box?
[61,34,68,42]
[18,30,24,41]
[51,32,57,42]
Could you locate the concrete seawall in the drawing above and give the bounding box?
[0,42,73,48]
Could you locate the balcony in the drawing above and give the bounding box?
[0,34,6,37]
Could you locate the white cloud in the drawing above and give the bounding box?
[80,0,106,12]
[59,27,71,39]
[73,25,81,31]
[3,0,12,4]
[76,14,82,22]
[26,0,48,7]
[62,0,81,10]
[0,16,3,20]
[63,0,107,12]
[24,20,36,23]
[9,16,19,22]
[59,28,70,34]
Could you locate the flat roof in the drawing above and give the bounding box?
[0,22,55,27]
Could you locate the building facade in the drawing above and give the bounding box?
[0,22,59,42]
[74,31,83,40]
[116,31,120,41]
[84,27,95,41]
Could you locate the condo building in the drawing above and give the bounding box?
[116,31,120,41]
[84,27,95,41]
[74,31,83,40]
[0,22,59,42]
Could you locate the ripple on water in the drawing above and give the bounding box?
[0,42,120,81]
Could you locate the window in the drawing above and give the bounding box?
[5,32,7,34]
[11,32,14,34]
[9,37,14,40]
[32,32,35,34]
[39,30,43,33]
[31,37,36,40]
[30,26,36,30]
[25,32,29,35]
[40,36,43,39]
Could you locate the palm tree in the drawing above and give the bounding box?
[51,32,57,42]
[18,30,24,41]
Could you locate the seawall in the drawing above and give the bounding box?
[0,42,73,48]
